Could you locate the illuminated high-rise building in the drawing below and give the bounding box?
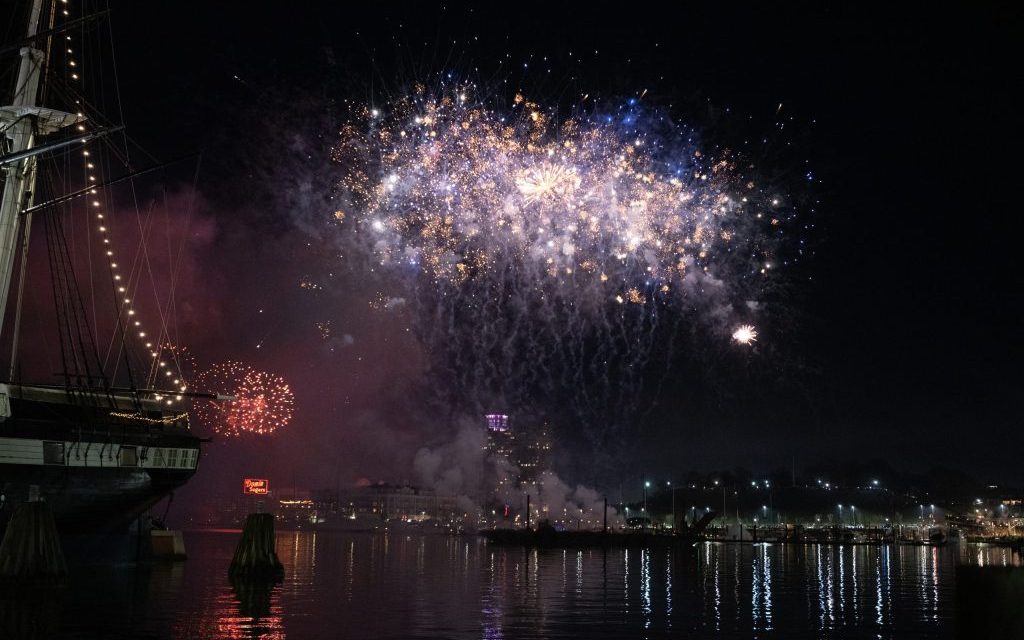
[484,413,515,498]
[515,419,552,488]
[484,413,514,460]
[483,413,553,495]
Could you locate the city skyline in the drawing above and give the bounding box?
[4,2,1018,504]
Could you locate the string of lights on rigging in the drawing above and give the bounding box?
[59,0,185,405]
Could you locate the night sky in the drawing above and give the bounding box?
[7,2,1021,500]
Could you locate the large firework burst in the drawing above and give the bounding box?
[330,88,782,448]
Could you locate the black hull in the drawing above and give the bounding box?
[1,386,202,534]
[0,464,195,533]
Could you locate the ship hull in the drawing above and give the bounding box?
[0,461,196,533]
[1,386,202,534]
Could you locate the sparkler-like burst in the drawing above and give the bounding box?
[194,361,251,437]
[194,361,294,437]
[331,88,784,451]
[732,324,758,345]
[230,370,295,436]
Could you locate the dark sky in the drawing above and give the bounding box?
[8,2,1021,496]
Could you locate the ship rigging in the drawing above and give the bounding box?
[0,0,217,532]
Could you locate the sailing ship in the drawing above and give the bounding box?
[0,1,211,532]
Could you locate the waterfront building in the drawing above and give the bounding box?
[319,483,459,522]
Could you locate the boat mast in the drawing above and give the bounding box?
[0,0,46,346]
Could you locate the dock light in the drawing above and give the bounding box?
[872,479,879,486]
[645,481,650,488]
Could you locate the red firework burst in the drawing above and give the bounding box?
[194,361,294,437]
[225,370,295,435]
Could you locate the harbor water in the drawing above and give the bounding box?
[3,530,1022,639]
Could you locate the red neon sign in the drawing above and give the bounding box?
[243,478,269,495]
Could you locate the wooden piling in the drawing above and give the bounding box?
[228,513,283,580]
[0,500,67,585]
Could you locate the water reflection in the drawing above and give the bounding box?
[481,549,503,640]
[640,549,651,629]
[751,543,773,631]
[0,589,62,640]
[664,549,672,626]
[31,531,1024,638]
[221,577,284,640]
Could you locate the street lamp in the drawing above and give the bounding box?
[668,481,676,530]
[644,480,650,515]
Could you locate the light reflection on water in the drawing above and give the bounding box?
[11,531,1023,639]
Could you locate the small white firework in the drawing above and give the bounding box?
[732,324,758,345]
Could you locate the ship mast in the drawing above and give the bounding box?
[0,0,46,343]
[0,0,83,369]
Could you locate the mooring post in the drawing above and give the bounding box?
[525,494,531,530]
[228,513,283,580]
[0,486,67,585]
